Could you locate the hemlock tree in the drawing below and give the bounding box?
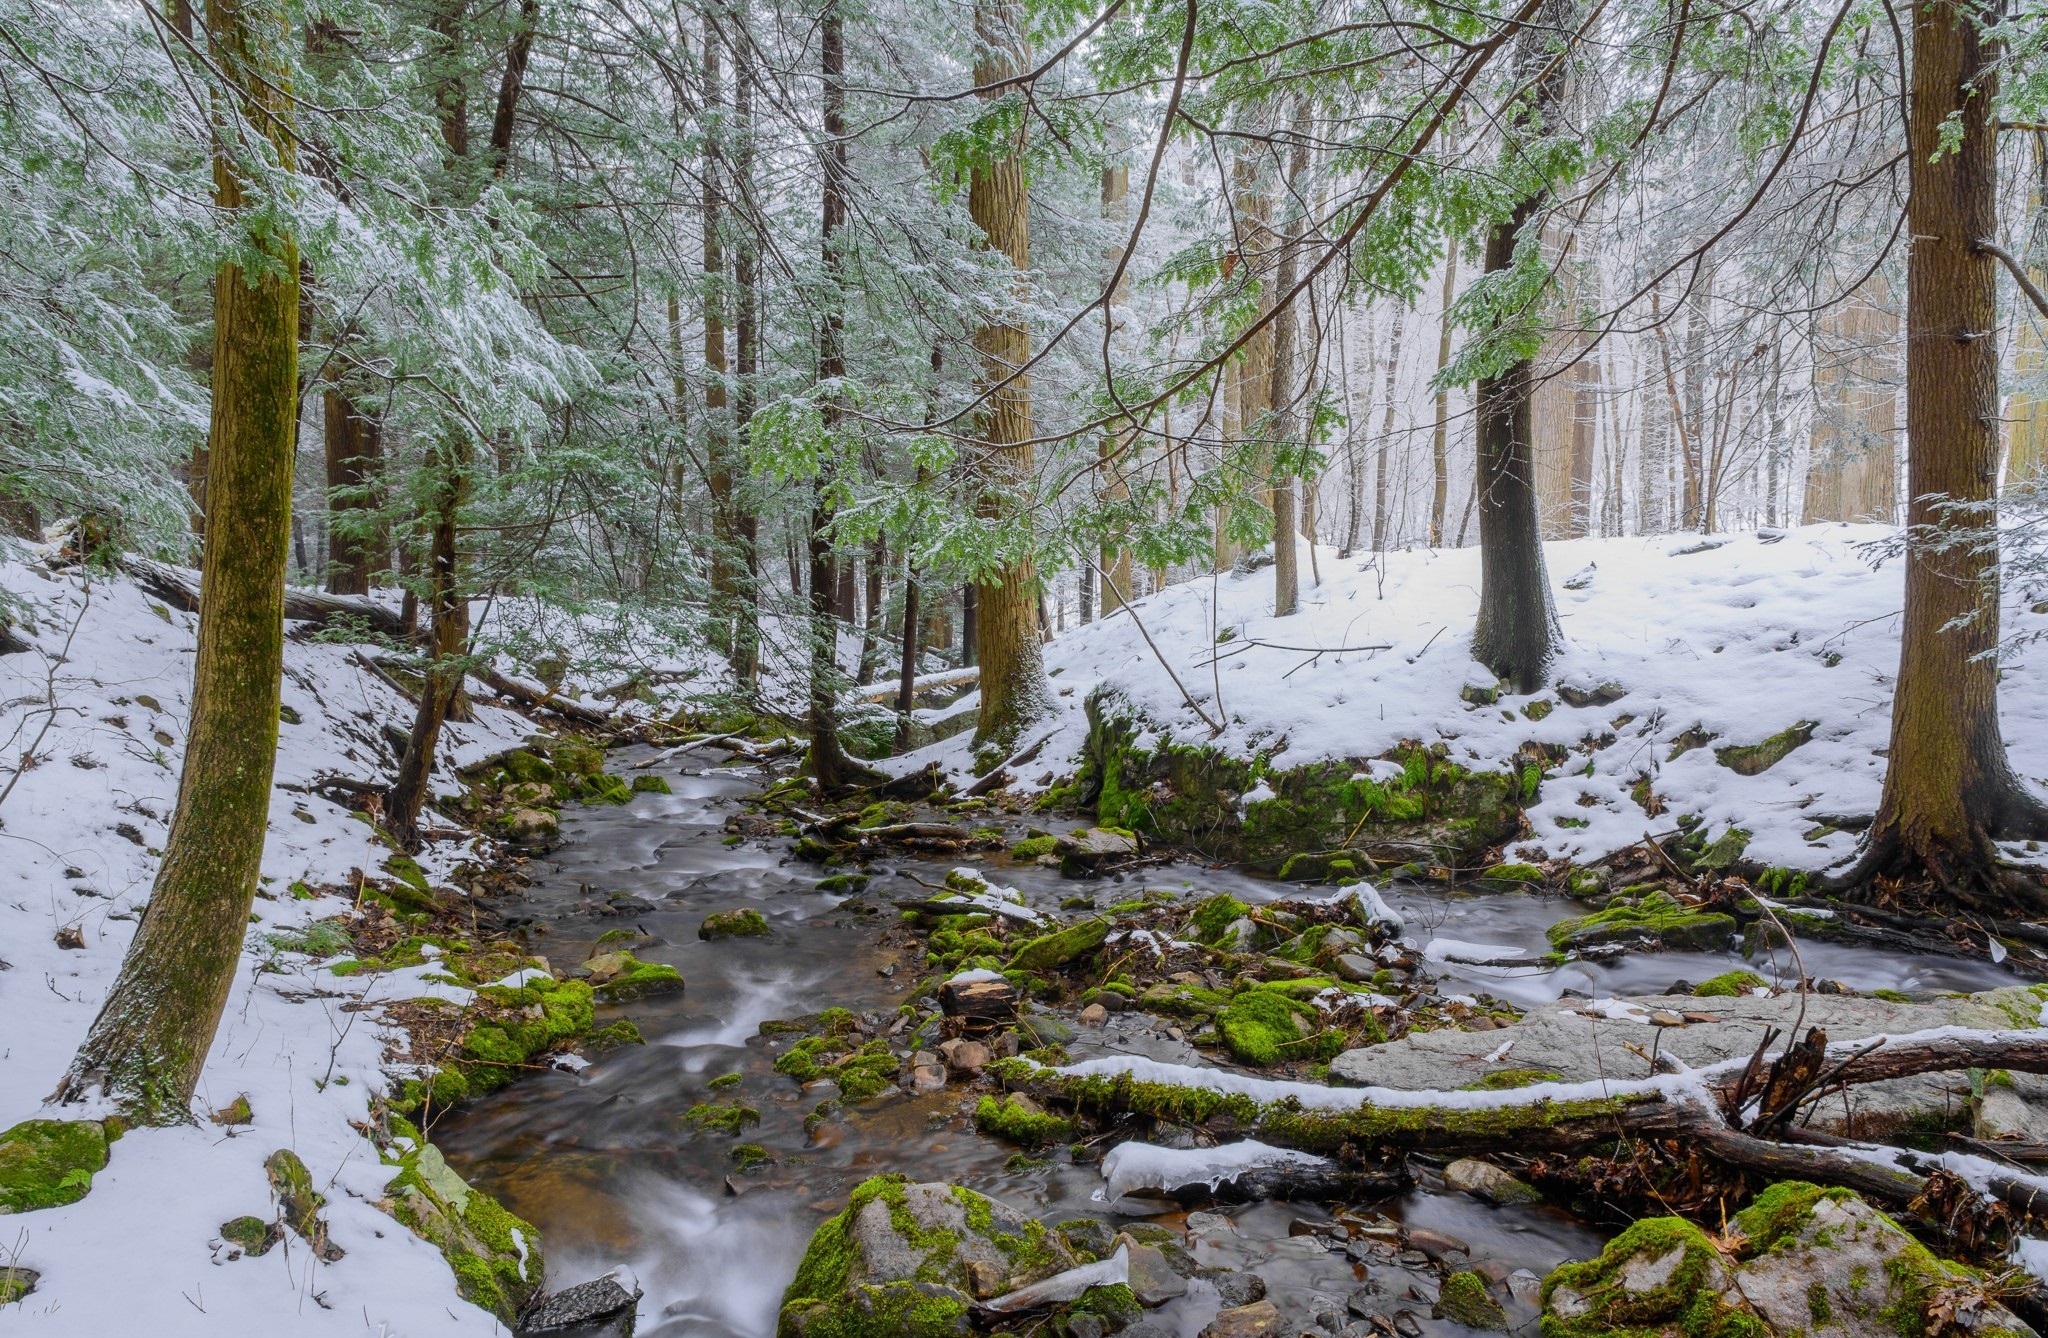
[55,0,300,1123]
[966,0,1051,758]
[1467,0,1571,693]
[1844,0,2048,905]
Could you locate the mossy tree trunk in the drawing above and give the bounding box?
[968,0,1050,757]
[55,0,299,1124]
[729,0,761,693]
[1850,0,2048,907]
[1470,0,1568,693]
[323,385,384,594]
[807,0,856,789]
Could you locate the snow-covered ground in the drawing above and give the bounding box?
[897,523,2048,872]
[0,553,611,1335]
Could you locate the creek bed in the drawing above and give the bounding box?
[435,745,2026,1337]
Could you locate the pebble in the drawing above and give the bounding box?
[1078,1003,1109,1026]
[1403,1228,1468,1260]
[1650,1010,1688,1027]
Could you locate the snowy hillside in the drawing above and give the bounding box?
[902,523,2048,873]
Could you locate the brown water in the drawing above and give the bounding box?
[434,745,2023,1337]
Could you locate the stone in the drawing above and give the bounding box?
[0,1265,38,1306]
[1054,827,1140,877]
[516,1274,641,1335]
[221,1214,282,1257]
[503,807,559,846]
[1332,953,1377,984]
[937,1039,991,1076]
[910,1064,948,1092]
[699,908,771,940]
[1649,1010,1687,1027]
[1200,1300,1284,1338]
[581,951,632,984]
[502,781,556,808]
[1402,1228,1466,1261]
[1434,1270,1507,1330]
[1442,1158,1542,1206]
[1209,1272,1267,1307]
[1078,1004,1109,1026]
[779,1178,1078,1338]
[0,1118,108,1214]
[385,1121,545,1324]
[1111,1235,1188,1306]
[1332,986,2042,1140]
[938,978,1020,1024]
[266,1149,344,1261]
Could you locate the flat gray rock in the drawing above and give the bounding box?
[1329,986,2048,1138]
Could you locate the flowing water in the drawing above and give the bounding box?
[435,745,2024,1336]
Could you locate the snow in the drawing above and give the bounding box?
[892,524,2048,872]
[0,553,629,1334]
[1097,1139,1332,1201]
[1422,938,1529,964]
[976,1246,1129,1313]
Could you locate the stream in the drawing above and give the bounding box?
[434,745,2025,1337]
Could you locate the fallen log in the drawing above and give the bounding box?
[852,665,977,702]
[126,555,409,638]
[477,668,611,727]
[964,728,1056,798]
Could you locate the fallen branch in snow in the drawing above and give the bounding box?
[964,729,1057,797]
[350,649,420,703]
[124,555,410,638]
[475,668,611,727]
[852,665,978,702]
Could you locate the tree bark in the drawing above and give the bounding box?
[385,437,469,849]
[323,387,384,594]
[1430,246,1458,546]
[1851,0,2048,902]
[967,0,1049,755]
[1470,0,1568,693]
[1098,160,1134,617]
[1372,307,1406,553]
[1269,106,1310,618]
[703,11,739,654]
[807,0,856,789]
[729,0,761,692]
[56,0,300,1123]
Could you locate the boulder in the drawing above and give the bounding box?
[1111,1235,1187,1306]
[1441,1158,1540,1206]
[937,1039,991,1076]
[517,1273,641,1335]
[1055,828,1140,877]
[0,1265,38,1305]
[384,1118,544,1325]
[699,909,771,940]
[1543,1182,2041,1338]
[502,807,560,846]
[0,1118,108,1214]
[581,952,684,1003]
[778,1178,1080,1338]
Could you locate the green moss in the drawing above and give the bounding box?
[1006,918,1110,972]
[1070,1283,1141,1326]
[579,772,634,805]
[732,1143,771,1171]
[1481,862,1545,884]
[974,1095,1076,1148]
[1873,988,1912,1004]
[593,955,685,1003]
[0,1118,109,1213]
[631,774,673,794]
[1729,1181,1851,1256]
[586,1019,645,1051]
[778,1177,975,1338]
[710,1071,743,1091]
[1693,970,1768,998]
[1539,1216,1757,1338]
[1714,721,1816,776]
[1010,835,1058,860]
[817,874,871,894]
[1521,698,1554,721]
[1547,890,1736,954]
[683,1102,763,1134]
[221,1215,276,1254]
[1459,1068,1563,1091]
[1188,894,1250,945]
[1437,1270,1507,1330]
[701,908,772,940]
[1215,987,1339,1066]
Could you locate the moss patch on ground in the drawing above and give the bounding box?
[0,1118,109,1214]
[700,908,771,940]
[1692,969,1768,998]
[1547,890,1736,954]
[381,1116,543,1324]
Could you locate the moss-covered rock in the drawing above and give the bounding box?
[1006,918,1111,973]
[1541,1215,1756,1338]
[0,1119,108,1214]
[1010,835,1058,861]
[974,1094,1076,1148]
[1437,1270,1508,1330]
[1216,987,1335,1067]
[588,953,685,1003]
[631,773,673,794]
[777,1177,1078,1338]
[700,908,772,940]
[265,1148,344,1260]
[381,1117,543,1324]
[1547,890,1736,955]
[1068,689,1528,866]
[1692,970,1768,998]
[1714,722,1816,777]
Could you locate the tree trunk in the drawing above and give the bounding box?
[1430,246,1458,546]
[1802,275,1900,524]
[894,559,922,751]
[323,387,384,594]
[730,2,761,693]
[807,0,856,789]
[703,11,740,654]
[1372,307,1406,553]
[961,584,978,665]
[385,438,469,849]
[858,533,885,682]
[1098,160,1134,617]
[56,0,300,1123]
[1470,0,1568,692]
[1269,106,1310,617]
[1851,0,2048,903]
[2007,132,2048,483]
[967,0,1049,756]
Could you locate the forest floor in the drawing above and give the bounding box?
[901,522,2048,877]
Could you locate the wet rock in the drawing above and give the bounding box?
[1208,1272,1266,1307]
[1008,919,1113,972]
[1199,1300,1284,1338]
[1111,1235,1187,1306]
[910,1064,948,1092]
[699,909,770,940]
[938,977,1020,1024]
[1402,1228,1467,1262]
[778,1178,1078,1338]
[1434,1271,1506,1331]
[1331,953,1377,984]
[1078,1003,1109,1026]
[503,807,559,846]
[1057,1219,1116,1258]
[1547,890,1736,954]
[1441,1158,1540,1206]
[582,952,684,1003]
[516,1273,641,1335]
[384,1119,545,1324]
[1390,1310,1422,1337]
[937,1039,990,1076]
[1055,827,1140,877]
